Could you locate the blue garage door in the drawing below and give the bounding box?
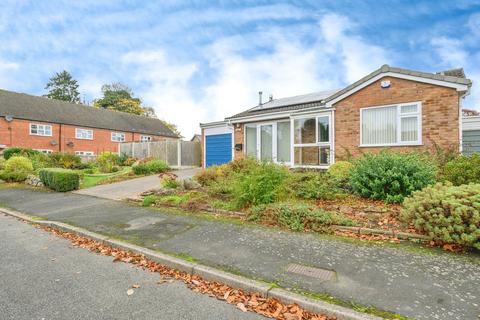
[205,133,232,167]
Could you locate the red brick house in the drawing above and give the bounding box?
[0,89,178,155]
[200,65,472,168]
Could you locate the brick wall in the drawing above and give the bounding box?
[334,76,460,160]
[233,124,244,160]
[0,118,173,154]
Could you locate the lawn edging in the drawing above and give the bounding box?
[0,206,382,320]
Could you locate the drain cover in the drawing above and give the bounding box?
[286,263,336,281]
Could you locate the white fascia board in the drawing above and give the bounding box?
[325,72,470,107]
[227,111,293,123]
[200,121,230,129]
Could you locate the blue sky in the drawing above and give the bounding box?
[1,1,480,137]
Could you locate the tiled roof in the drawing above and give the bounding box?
[0,89,178,138]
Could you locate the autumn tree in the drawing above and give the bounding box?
[44,70,80,103]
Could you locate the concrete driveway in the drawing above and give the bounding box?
[74,167,200,200]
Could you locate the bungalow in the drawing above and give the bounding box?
[0,89,178,155]
[200,65,472,168]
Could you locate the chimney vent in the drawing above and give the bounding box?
[269,94,273,101]
[258,91,263,106]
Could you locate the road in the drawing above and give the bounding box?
[0,213,263,320]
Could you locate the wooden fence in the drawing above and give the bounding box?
[119,140,201,167]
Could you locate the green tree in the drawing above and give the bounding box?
[44,70,80,103]
[94,83,143,114]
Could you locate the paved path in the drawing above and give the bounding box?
[0,213,263,320]
[1,188,479,320]
[74,168,200,200]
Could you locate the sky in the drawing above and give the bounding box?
[1,1,480,138]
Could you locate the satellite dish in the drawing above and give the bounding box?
[50,140,58,146]
[5,115,13,122]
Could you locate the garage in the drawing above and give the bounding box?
[201,122,233,168]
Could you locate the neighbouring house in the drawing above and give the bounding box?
[190,134,202,143]
[462,115,480,155]
[0,89,179,155]
[200,65,472,168]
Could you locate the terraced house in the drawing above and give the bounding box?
[0,89,178,155]
[201,65,472,168]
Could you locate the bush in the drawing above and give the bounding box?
[5,156,34,173]
[0,158,5,170]
[147,160,169,173]
[284,171,342,200]
[350,151,437,203]
[29,153,52,170]
[111,166,120,173]
[0,170,29,182]
[39,168,80,192]
[96,152,120,173]
[194,165,228,186]
[48,152,81,169]
[248,202,355,232]
[328,161,353,182]
[132,163,150,175]
[443,154,480,186]
[401,183,480,249]
[71,162,92,170]
[232,162,289,208]
[161,175,180,189]
[3,147,40,160]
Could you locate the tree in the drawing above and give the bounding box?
[159,119,182,137]
[142,106,157,118]
[44,70,80,103]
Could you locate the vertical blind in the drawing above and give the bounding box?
[362,106,397,145]
[277,122,291,162]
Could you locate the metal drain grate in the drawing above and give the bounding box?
[286,263,336,281]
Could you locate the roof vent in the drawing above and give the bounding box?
[258,91,263,106]
[5,115,13,122]
[269,94,273,102]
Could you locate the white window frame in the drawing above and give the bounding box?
[35,149,53,154]
[75,151,95,156]
[360,101,422,147]
[291,113,333,168]
[243,120,292,165]
[140,135,152,142]
[75,128,94,140]
[111,132,125,142]
[29,123,52,137]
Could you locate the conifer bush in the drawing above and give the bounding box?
[401,183,480,249]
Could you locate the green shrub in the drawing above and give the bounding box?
[132,163,149,175]
[71,162,91,170]
[96,152,120,173]
[284,171,342,200]
[39,168,80,192]
[328,161,353,181]
[0,158,5,170]
[142,195,157,207]
[232,162,289,208]
[48,152,81,169]
[401,183,480,249]
[3,147,40,160]
[0,170,29,182]
[248,202,355,232]
[5,156,34,173]
[29,153,53,170]
[147,159,169,173]
[194,165,228,186]
[443,154,480,186]
[161,175,179,189]
[350,151,437,203]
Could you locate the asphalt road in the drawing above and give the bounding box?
[0,213,264,320]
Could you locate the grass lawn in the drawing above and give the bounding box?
[80,167,134,188]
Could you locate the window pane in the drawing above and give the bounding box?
[401,104,417,114]
[245,126,257,158]
[401,116,418,142]
[277,122,290,162]
[294,118,315,144]
[362,106,397,145]
[317,116,329,142]
[260,125,273,162]
[294,146,330,166]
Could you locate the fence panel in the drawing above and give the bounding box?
[119,140,200,167]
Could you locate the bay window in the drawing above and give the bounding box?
[361,102,421,146]
[293,114,332,167]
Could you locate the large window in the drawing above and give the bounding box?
[245,125,257,157]
[75,128,93,140]
[276,121,290,163]
[30,123,52,136]
[75,151,95,156]
[111,132,125,142]
[361,102,421,146]
[140,135,152,142]
[244,121,291,163]
[293,115,331,166]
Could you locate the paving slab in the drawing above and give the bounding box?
[74,167,200,200]
[0,188,479,320]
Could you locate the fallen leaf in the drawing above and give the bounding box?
[236,303,247,312]
[132,284,140,288]
[126,289,134,296]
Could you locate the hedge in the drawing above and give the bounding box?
[39,168,80,192]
